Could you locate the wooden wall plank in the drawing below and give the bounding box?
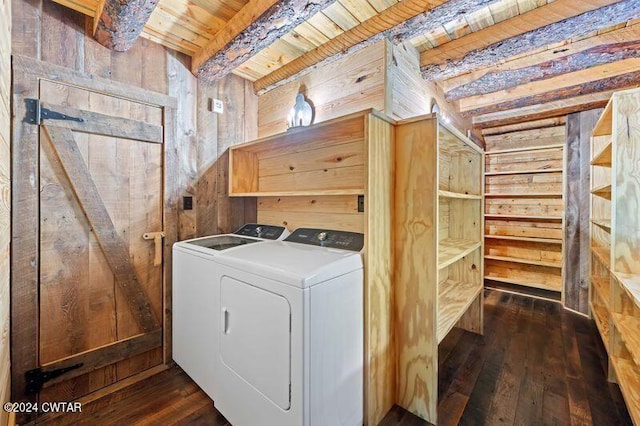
[564,109,602,315]
[612,90,640,274]
[168,52,198,241]
[394,119,438,423]
[10,58,40,408]
[389,42,472,136]
[0,0,9,421]
[258,41,386,137]
[364,115,395,425]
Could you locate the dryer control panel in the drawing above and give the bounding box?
[234,223,287,240]
[285,228,364,251]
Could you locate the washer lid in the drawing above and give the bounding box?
[216,241,363,288]
[173,234,263,257]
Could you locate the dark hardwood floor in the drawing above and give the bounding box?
[40,289,631,425]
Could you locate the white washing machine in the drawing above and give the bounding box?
[212,228,365,426]
[172,224,288,401]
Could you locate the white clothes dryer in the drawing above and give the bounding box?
[172,224,288,401]
[212,228,364,426]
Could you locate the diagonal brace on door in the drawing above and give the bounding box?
[43,124,161,333]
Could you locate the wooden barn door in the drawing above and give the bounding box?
[12,57,178,408]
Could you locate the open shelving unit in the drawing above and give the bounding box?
[229,110,485,426]
[395,115,484,424]
[589,88,640,425]
[483,125,566,295]
[229,110,396,426]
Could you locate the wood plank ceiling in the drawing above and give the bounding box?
[54,0,640,130]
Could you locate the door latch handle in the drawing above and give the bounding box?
[143,231,165,266]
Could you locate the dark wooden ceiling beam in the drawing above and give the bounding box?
[463,69,640,117]
[472,89,623,129]
[94,0,160,51]
[192,0,336,80]
[252,0,495,93]
[446,39,640,101]
[421,0,640,81]
[441,21,640,96]
[459,58,640,114]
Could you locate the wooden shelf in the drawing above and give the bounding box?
[610,357,640,426]
[438,239,482,269]
[229,189,363,197]
[484,235,562,245]
[437,279,482,344]
[591,246,610,270]
[484,255,561,268]
[612,272,640,310]
[484,275,561,292]
[484,168,563,176]
[484,214,562,222]
[592,100,613,137]
[591,219,611,232]
[438,190,482,200]
[485,143,565,155]
[590,300,610,353]
[611,313,640,366]
[591,275,610,307]
[591,184,612,200]
[591,142,612,167]
[484,193,562,198]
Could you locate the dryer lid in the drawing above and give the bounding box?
[215,241,363,288]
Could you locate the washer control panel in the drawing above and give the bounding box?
[285,228,364,251]
[234,223,287,240]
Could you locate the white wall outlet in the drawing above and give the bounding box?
[213,99,224,114]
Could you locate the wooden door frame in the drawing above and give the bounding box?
[10,55,179,402]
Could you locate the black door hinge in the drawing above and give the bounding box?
[24,98,84,125]
[25,363,83,394]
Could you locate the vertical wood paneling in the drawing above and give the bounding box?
[364,115,395,425]
[394,119,439,423]
[258,41,386,138]
[389,42,471,135]
[196,74,257,237]
[168,52,198,241]
[613,92,640,274]
[565,109,603,314]
[0,0,10,421]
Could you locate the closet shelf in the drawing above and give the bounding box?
[591,219,611,232]
[592,101,613,137]
[438,239,481,269]
[591,246,610,270]
[591,142,612,167]
[611,313,640,366]
[485,192,562,198]
[484,235,562,245]
[484,275,561,292]
[591,184,612,200]
[438,190,482,200]
[437,279,482,344]
[229,189,363,197]
[484,168,563,176]
[612,272,640,310]
[610,357,640,425]
[484,214,562,222]
[484,255,561,268]
[590,301,610,353]
[485,144,565,155]
[590,275,610,307]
